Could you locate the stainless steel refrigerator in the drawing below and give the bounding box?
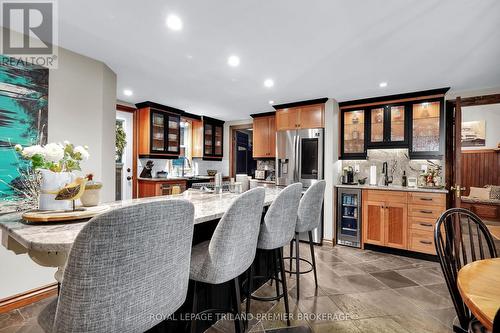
[276,128,324,244]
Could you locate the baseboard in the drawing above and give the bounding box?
[322,238,334,246]
[0,283,58,314]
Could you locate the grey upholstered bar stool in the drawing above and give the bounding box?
[38,200,195,333]
[246,183,302,326]
[189,187,265,333]
[287,180,326,299]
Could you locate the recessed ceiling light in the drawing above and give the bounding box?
[123,89,133,96]
[379,82,388,88]
[264,79,274,88]
[227,55,240,67]
[166,14,183,31]
[186,54,193,59]
[269,100,274,105]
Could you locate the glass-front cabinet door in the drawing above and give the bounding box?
[367,104,407,147]
[214,125,223,156]
[410,100,443,158]
[389,105,405,142]
[341,109,366,159]
[370,108,384,143]
[202,118,224,160]
[167,114,180,153]
[204,123,213,156]
[151,111,165,152]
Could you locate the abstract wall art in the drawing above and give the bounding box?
[0,55,48,211]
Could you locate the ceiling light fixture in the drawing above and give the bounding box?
[264,79,274,88]
[123,89,133,96]
[269,100,274,105]
[227,55,240,67]
[166,14,183,31]
[379,82,388,88]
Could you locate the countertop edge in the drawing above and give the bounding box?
[334,184,448,194]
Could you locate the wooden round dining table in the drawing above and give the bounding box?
[457,258,500,331]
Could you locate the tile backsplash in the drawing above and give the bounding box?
[256,159,275,171]
[139,158,225,177]
[192,158,225,176]
[138,158,170,177]
[341,149,444,186]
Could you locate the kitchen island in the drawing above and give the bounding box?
[0,186,282,332]
[0,187,282,272]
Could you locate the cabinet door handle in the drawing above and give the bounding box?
[419,223,433,227]
[419,240,432,245]
[420,210,433,214]
[420,198,433,201]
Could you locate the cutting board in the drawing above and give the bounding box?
[22,205,111,223]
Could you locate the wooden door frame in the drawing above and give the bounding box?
[445,93,500,207]
[116,104,138,199]
[229,123,253,179]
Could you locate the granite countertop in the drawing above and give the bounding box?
[0,187,282,252]
[335,184,448,193]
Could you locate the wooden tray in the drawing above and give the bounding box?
[22,205,111,223]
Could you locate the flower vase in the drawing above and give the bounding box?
[38,169,74,211]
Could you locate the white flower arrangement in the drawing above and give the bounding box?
[15,141,90,172]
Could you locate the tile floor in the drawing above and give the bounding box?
[0,243,470,333]
[208,244,457,333]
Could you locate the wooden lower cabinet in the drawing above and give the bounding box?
[362,200,385,246]
[138,179,187,198]
[409,229,436,255]
[362,189,445,255]
[384,202,408,249]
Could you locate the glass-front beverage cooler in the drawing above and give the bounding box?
[336,188,362,248]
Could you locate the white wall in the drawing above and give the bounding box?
[324,99,340,242]
[462,103,500,149]
[0,32,116,299]
[48,48,117,202]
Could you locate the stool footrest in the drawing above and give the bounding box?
[247,275,286,302]
[282,256,314,275]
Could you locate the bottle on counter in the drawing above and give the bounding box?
[402,171,408,187]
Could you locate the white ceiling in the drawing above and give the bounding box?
[57,0,500,120]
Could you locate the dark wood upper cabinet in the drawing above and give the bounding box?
[409,98,445,159]
[202,116,224,160]
[340,109,366,159]
[339,88,449,160]
[137,105,181,159]
[366,103,409,148]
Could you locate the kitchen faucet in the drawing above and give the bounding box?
[382,161,392,186]
[181,157,192,177]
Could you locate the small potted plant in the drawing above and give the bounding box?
[15,141,90,210]
[80,174,103,207]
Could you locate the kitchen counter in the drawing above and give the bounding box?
[335,184,448,193]
[0,186,284,331]
[0,187,282,253]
